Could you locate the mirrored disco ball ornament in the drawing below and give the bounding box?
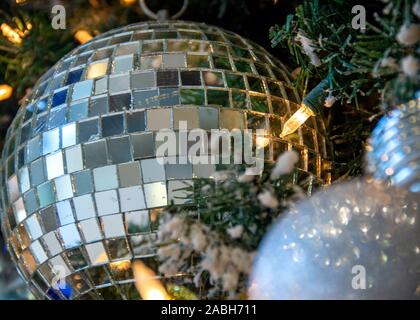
[0,21,331,299]
[249,179,420,299]
[366,98,420,193]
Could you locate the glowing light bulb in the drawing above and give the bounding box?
[1,23,22,44]
[256,135,270,148]
[0,84,13,101]
[74,30,93,44]
[132,260,170,300]
[120,0,137,5]
[280,104,315,137]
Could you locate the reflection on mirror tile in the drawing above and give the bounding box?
[7,174,19,202]
[101,214,125,238]
[68,100,88,123]
[66,248,88,270]
[59,224,81,249]
[131,132,155,159]
[140,55,162,70]
[24,189,38,214]
[18,223,31,250]
[203,71,224,87]
[94,76,108,95]
[83,140,108,168]
[119,186,146,211]
[113,55,133,73]
[180,89,205,105]
[86,242,109,265]
[65,145,84,173]
[86,59,109,79]
[48,255,71,278]
[141,158,165,183]
[86,265,110,286]
[40,205,58,233]
[30,158,46,186]
[47,105,67,129]
[30,240,48,264]
[118,162,142,187]
[168,180,193,205]
[220,109,245,130]
[107,136,132,164]
[95,190,119,216]
[250,95,269,113]
[43,129,60,155]
[101,113,124,137]
[25,215,43,240]
[13,197,26,224]
[173,107,199,129]
[78,118,99,143]
[56,200,75,226]
[156,70,179,87]
[42,231,62,257]
[146,109,171,130]
[158,88,179,106]
[52,88,68,108]
[89,95,109,116]
[37,181,55,208]
[73,194,96,221]
[131,71,155,89]
[66,68,83,85]
[61,122,76,148]
[132,89,159,109]
[132,31,153,41]
[166,162,193,179]
[162,53,186,68]
[109,92,131,112]
[106,238,130,260]
[181,71,201,86]
[22,249,37,274]
[143,41,164,53]
[187,54,209,68]
[93,165,118,191]
[19,166,31,193]
[126,110,145,133]
[207,89,230,107]
[46,151,64,179]
[125,210,149,234]
[231,90,248,109]
[167,40,188,52]
[27,136,41,163]
[193,163,216,178]
[80,218,102,243]
[109,74,130,94]
[115,42,139,56]
[144,182,167,208]
[55,175,73,201]
[73,170,93,196]
[72,80,93,101]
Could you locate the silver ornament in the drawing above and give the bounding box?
[0,21,331,299]
[366,98,420,193]
[249,179,420,299]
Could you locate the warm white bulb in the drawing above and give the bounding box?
[280,104,315,137]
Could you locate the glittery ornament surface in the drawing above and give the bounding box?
[366,98,420,193]
[250,179,420,299]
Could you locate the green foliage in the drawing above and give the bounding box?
[269,0,419,178]
[166,166,299,251]
[270,0,419,106]
[0,11,75,97]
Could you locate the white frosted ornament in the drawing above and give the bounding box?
[249,179,420,300]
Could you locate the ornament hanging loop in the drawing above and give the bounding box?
[139,0,188,21]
